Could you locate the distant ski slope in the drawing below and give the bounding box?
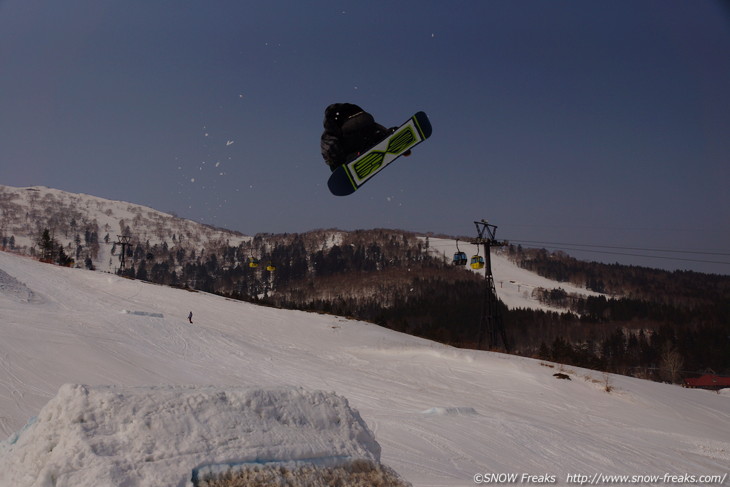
[426,237,606,312]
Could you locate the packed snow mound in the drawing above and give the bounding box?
[0,267,39,303]
[0,384,389,487]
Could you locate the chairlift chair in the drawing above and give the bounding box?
[452,239,468,266]
[453,252,468,266]
[248,257,260,268]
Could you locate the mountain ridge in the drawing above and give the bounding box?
[0,184,250,273]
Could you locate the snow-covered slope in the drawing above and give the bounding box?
[0,185,250,272]
[2,384,387,487]
[426,237,606,312]
[0,251,728,486]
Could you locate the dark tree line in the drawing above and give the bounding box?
[511,245,730,307]
[36,228,74,267]
[507,246,730,380]
[108,230,730,383]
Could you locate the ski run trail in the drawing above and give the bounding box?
[0,251,728,486]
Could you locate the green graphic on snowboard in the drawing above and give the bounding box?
[327,111,431,196]
[352,126,417,179]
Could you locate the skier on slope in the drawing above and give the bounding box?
[320,103,409,171]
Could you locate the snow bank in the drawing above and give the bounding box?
[0,384,388,487]
[0,267,39,303]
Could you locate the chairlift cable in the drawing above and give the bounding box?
[425,237,730,266]
[509,239,730,257]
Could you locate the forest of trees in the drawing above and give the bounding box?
[510,245,730,307]
[504,246,730,381]
[95,229,730,384]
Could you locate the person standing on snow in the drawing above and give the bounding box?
[188,311,193,324]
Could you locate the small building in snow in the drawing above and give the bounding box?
[683,374,730,391]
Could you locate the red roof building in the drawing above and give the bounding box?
[683,374,730,390]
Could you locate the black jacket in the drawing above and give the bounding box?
[320,103,389,170]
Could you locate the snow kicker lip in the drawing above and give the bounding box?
[191,458,411,487]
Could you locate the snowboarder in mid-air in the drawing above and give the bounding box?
[320,103,409,171]
[323,104,431,196]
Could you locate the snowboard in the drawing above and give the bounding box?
[327,111,432,196]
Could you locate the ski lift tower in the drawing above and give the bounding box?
[116,235,132,272]
[471,220,510,352]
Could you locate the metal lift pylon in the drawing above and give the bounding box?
[471,220,510,352]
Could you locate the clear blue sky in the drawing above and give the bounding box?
[1,1,728,273]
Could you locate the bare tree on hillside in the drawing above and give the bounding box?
[660,344,684,384]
